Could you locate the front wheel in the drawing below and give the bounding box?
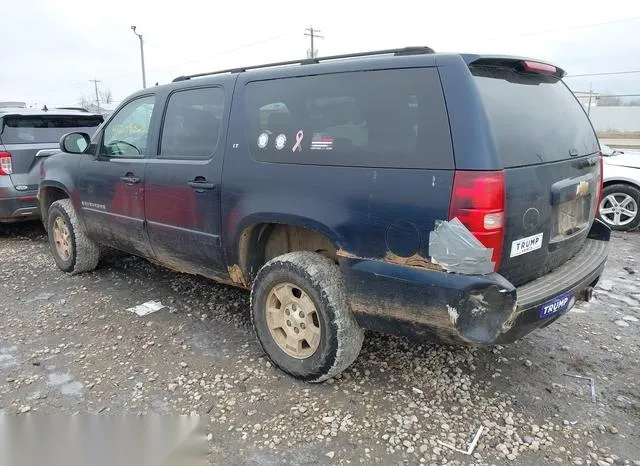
[47,199,100,274]
[250,251,364,383]
[599,184,640,231]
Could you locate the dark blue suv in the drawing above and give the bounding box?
[39,47,610,382]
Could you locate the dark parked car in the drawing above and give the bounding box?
[39,47,609,382]
[0,108,103,222]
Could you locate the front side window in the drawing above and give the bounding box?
[244,68,453,169]
[101,96,155,157]
[160,87,224,159]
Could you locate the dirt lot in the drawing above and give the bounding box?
[1,222,639,465]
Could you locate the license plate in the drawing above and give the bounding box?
[510,233,543,258]
[538,292,575,320]
[555,197,589,236]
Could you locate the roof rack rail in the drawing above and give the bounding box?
[55,107,89,112]
[172,46,435,82]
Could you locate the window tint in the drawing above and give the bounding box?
[101,96,155,158]
[160,87,224,159]
[0,116,102,144]
[244,68,452,169]
[472,66,599,167]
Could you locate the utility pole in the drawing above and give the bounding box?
[587,83,593,116]
[89,79,101,110]
[304,26,324,59]
[131,25,147,88]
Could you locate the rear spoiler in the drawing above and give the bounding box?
[464,55,566,79]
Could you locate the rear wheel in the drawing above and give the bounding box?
[250,251,364,383]
[47,199,100,273]
[599,184,640,231]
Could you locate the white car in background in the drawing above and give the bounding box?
[599,143,640,231]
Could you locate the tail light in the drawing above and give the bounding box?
[595,151,604,216]
[0,151,12,175]
[449,170,505,271]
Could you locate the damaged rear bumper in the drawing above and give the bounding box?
[340,220,610,345]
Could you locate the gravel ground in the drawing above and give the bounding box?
[1,221,639,465]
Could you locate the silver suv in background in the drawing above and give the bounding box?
[0,108,103,223]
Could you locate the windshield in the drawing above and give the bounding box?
[0,115,103,144]
[472,66,599,167]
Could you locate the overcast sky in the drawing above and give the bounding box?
[2,0,640,107]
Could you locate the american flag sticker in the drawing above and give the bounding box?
[310,133,334,151]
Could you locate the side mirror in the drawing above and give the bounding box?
[60,132,91,154]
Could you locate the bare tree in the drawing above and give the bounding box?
[99,89,114,105]
[79,95,92,110]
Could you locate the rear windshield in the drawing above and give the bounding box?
[471,66,599,168]
[0,115,103,144]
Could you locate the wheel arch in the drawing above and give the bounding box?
[228,214,344,287]
[39,182,71,230]
[603,178,640,189]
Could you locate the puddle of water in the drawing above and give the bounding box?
[0,345,18,369]
[60,381,84,396]
[46,372,84,397]
[47,373,72,386]
[0,345,18,354]
[0,353,18,369]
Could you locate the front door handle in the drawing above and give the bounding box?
[120,175,141,184]
[187,180,215,190]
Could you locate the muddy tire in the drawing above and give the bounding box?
[599,184,640,231]
[250,251,364,383]
[47,199,100,274]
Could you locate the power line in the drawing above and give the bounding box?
[147,34,292,73]
[566,70,640,78]
[596,94,640,98]
[304,26,324,59]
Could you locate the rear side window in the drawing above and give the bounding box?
[0,115,103,144]
[244,68,453,169]
[160,87,225,159]
[472,66,599,167]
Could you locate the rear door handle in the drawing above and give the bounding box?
[120,175,141,184]
[187,181,215,190]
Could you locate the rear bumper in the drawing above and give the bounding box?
[340,220,610,345]
[0,184,40,222]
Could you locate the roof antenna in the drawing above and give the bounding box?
[42,105,48,112]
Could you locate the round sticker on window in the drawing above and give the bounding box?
[257,132,269,149]
[275,134,287,151]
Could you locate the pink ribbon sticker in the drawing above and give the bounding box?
[292,130,304,152]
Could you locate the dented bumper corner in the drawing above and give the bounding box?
[339,220,609,345]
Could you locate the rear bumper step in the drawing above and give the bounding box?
[494,232,608,343]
